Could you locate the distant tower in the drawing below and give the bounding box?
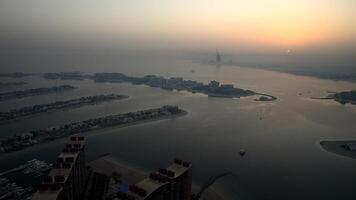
[215,50,221,64]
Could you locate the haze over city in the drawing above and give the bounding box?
[1,0,355,50]
[0,1,356,200]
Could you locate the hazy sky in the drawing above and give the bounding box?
[0,0,356,54]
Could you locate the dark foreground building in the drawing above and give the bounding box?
[117,159,192,200]
[31,136,192,200]
[32,136,87,200]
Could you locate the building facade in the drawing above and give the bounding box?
[32,136,87,200]
[117,159,192,200]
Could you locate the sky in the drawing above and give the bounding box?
[0,0,356,55]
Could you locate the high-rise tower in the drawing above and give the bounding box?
[32,136,87,200]
[216,51,221,64]
[117,159,192,200]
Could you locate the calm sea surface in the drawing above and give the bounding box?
[0,58,356,200]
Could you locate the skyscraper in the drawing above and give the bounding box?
[216,51,221,64]
[159,159,192,200]
[32,136,87,200]
[117,159,192,200]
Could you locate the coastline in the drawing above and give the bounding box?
[320,140,356,160]
[207,92,277,101]
[254,93,277,101]
[311,91,356,105]
[0,85,76,102]
[0,95,129,124]
[0,110,188,161]
[39,72,277,102]
[207,93,247,98]
[311,97,356,105]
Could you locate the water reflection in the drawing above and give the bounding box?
[0,59,356,200]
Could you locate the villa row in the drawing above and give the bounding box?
[0,85,76,102]
[0,94,127,122]
[0,106,185,154]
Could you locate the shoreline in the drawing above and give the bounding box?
[311,97,356,105]
[206,92,277,101]
[0,110,188,161]
[311,91,356,105]
[39,72,277,102]
[0,95,129,124]
[319,140,356,160]
[0,85,76,102]
[254,93,277,101]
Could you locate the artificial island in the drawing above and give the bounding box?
[0,105,186,154]
[0,72,36,78]
[0,81,26,89]
[42,72,277,101]
[332,91,356,105]
[0,85,76,102]
[0,94,128,123]
[313,90,356,105]
[320,140,356,160]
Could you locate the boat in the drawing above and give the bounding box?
[239,149,246,157]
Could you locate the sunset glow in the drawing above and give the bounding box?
[0,0,355,51]
[1,2,356,200]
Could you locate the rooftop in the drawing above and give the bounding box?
[32,136,85,200]
[166,162,191,179]
[32,187,63,200]
[129,176,169,199]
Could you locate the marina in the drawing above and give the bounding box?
[0,159,51,177]
[0,178,34,200]
[0,159,50,200]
